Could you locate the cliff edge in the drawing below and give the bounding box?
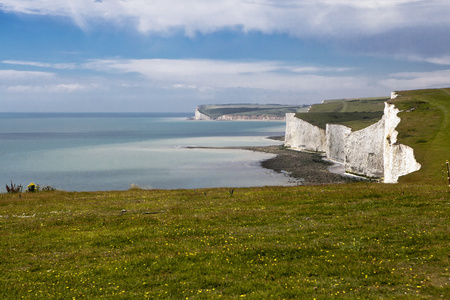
[285,93,422,183]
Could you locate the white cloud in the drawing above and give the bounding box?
[83,58,358,92]
[381,69,450,90]
[4,83,93,93]
[5,57,450,108]
[50,83,90,92]
[0,58,376,100]
[291,66,354,73]
[84,59,284,76]
[407,55,450,66]
[172,84,198,90]
[5,85,34,93]
[1,0,448,37]
[0,67,96,93]
[2,60,77,69]
[0,69,55,80]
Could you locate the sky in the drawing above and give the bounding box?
[1,0,450,112]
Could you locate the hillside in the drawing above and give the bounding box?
[1,184,449,298]
[295,97,388,130]
[388,88,450,184]
[195,104,309,120]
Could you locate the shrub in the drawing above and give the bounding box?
[5,181,22,193]
[27,182,38,192]
[40,185,56,191]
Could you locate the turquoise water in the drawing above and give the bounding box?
[0,113,293,191]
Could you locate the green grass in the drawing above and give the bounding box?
[309,97,388,113]
[295,97,388,130]
[1,184,449,299]
[294,112,384,131]
[389,88,450,184]
[197,104,309,119]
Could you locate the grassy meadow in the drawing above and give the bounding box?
[1,183,449,299]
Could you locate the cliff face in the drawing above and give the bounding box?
[344,118,385,178]
[383,103,421,183]
[284,97,421,183]
[326,124,351,163]
[285,113,327,152]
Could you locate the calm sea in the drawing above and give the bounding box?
[0,113,294,191]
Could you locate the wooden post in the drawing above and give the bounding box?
[447,160,450,186]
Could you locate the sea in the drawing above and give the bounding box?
[0,113,296,192]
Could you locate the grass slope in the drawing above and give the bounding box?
[310,97,388,113]
[197,104,309,119]
[1,184,449,299]
[295,112,384,131]
[295,97,388,130]
[389,88,450,184]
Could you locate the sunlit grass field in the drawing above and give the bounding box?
[1,183,449,299]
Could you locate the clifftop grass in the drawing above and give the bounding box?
[295,97,388,130]
[1,184,449,299]
[389,88,450,184]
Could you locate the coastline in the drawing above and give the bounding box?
[186,144,361,185]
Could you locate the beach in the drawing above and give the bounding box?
[187,143,361,185]
[243,145,361,185]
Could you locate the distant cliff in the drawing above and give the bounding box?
[194,109,213,120]
[194,104,309,121]
[284,93,421,183]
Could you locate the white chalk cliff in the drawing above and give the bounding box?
[284,94,421,183]
[194,109,213,120]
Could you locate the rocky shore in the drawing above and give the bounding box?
[240,145,361,185]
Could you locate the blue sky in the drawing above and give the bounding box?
[1,0,450,112]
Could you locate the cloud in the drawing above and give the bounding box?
[83,58,359,92]
[1,58,377,101]
[0,69,55,80]
[3,83,93,93]
[4,57,450,108]
[2,60,77,69]
[1,0,448,38]
[0,68,95,94]
[3,0,449,61]
[407,55,450,66]
[172,84,199,90]
[381,69,450,91]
